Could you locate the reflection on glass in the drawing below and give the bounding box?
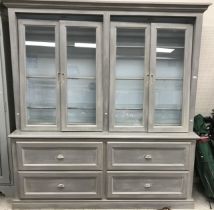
[26,26,56,77]
[155,80,182,110]
[154,29,185,126]
[27,78,56,108]
[25,26,57,125]
[27,108,56,125]
[115,110,143,126]
[66,27,97,125]
[155,110,181,125]
[115,80,144,109]
[115,28,145,126]
[67,109,96,124]
[67,79,96,109]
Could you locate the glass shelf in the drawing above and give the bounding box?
[67,76,95,80]
[116,77,144,80]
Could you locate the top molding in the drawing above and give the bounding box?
[3,0,211,13]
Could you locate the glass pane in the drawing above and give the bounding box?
[155,110,181,125]
[154,29,185,126]
[27,108,56,125]
[67,27,96,78]
[114,28,145,126]
[116,28,145,78]
[67,109,96,124]
[25,26,56,77]
[66,27,97,125]
[26,78,56,125]
[25,25,57,126]
[115,80,144,109]
[155,80,182,110]
[67,79,96,109]
[115,110,143,126]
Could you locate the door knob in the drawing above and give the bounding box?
[56,154,64,160]
[57,184,65,189]
[144,154,152,160]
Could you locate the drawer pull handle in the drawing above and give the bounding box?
[56,154,64,160]
[144,183,152,188]
[144,154,152,160]
[57,184,65,189]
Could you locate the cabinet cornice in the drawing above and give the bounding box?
[3,0,211,13]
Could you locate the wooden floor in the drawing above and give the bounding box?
[0,185,212,210]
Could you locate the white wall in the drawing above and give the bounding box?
[195,1,214,116]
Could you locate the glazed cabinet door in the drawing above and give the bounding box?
[0,15,10,183]
[60,21,103,131]
[109,22,150,131]
[149,23,193,132]
[18,20,60,130]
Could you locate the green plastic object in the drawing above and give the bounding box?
[194,114,214,198]
[195,142,214,198]
[194,114,209,136]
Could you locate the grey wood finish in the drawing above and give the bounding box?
[7,7,209,133]
[5,1,210,209]
[0,15,10,184]
[18,171,103,199]
[107,171,188,199]
[189,15,203,131]
[12,199,194,209]
[103,13,110,132]
[107,142,190,170]
[16,141,103,170]
[0,10,15,196]
[3,0,211,13]
[9,130,199,139]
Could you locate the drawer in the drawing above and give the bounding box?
[107,142,191,170]
[107,171,188,199]
[16,141,103,170]
[18,171,102,199]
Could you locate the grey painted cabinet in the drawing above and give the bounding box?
[0,6,15,196]
[5,0,210,209]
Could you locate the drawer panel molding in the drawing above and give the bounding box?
[107,142,191,170]
[18,171,103,199]
[16,141,103,170]
[107,171,188,199]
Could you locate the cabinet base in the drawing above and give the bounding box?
[0,186,15,197]
[12,199,194,209]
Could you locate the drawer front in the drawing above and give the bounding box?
[107,142,191,170]
[18,171,102,199]
[16,141,103,170]
[107,171,188,199]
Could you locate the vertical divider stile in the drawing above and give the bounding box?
[148,23,157,132]
[59,21,66,131]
